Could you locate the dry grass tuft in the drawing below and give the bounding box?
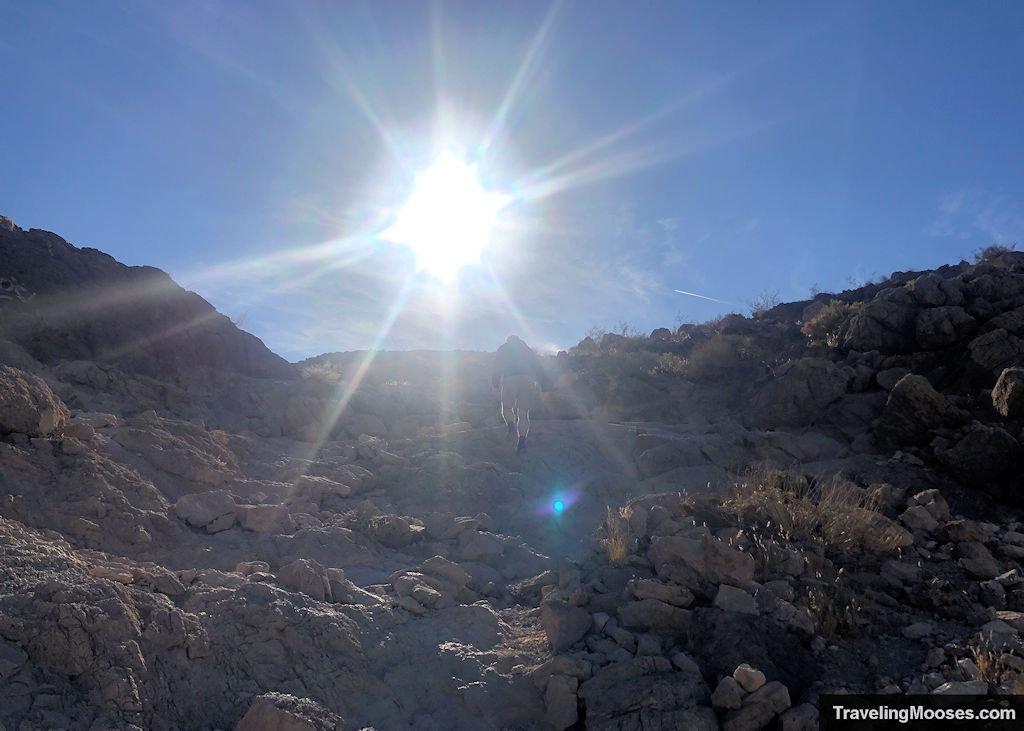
[724,469,898,554]
[600,505,631,565]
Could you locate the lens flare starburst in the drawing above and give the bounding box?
[380,150,511,281]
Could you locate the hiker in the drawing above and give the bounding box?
[492,335,546,454]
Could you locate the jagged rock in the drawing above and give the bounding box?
[629,578,694,608]
[714,585,759,615]
[749,358,852,427]
[648,534,755,586]
[578,657,711,730]
[969,329,1024,380]
[915,306,976,349]
[0,365,69,436]
[935,422,1021,485]
[174,490,237,530]
[238,504,296,534]
[711,675,744,710]
[992,367,1024,418]
[932,680,989,694]
[235,692,346,731]
[722,680,790,731]
[900,505,939,536]
[278,559,328,602]
[0,639,28,682]
[874,374,967,448]
[845,295,918,352]
[909,488,951,522]
[779,703,819,731]
[618,598,692,633]
[458,530,505,561]
[733,663,767,693]
[540,599,591,652]
[544,674,579,730]
[876,367,910,391]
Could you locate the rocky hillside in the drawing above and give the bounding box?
[1,217,1024,729]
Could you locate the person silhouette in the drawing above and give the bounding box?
[491,335,546,454]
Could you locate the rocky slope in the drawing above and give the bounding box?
[1,216,1024,729]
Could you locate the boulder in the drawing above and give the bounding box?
[748,358,852,427]
[992,367,1024,418]
[874,374,967,449]
[238,504,296,534]
[235,692,346,731]
[618,599,692,633]
[711,676,744,710]
[935,422,1021,486]
[733,663,767,693]
[969,329,1024,380]
[713,585,759,615]
[844,297,918,352]
[278,559,328,602]
[174,490,237,530]
[722,681,791,731]
[915,306,976,349]
[648,534,755,586]
[544,674,579,730]
[0,365,69,436]
[540,599,591,652]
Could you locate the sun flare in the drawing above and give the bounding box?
[381,151,511,280]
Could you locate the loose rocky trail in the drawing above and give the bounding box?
[5,219,1024,729]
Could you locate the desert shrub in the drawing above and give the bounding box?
[747,288,781,317]
[685,335,760,382]
[301,361,344,382]
[600,505,631,565]
[724,469,897,554]
[800,300,862,347]
[972,242,1017,264]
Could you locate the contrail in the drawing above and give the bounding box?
[673,289,736,305]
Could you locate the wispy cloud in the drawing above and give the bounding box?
[927,189,1024,244]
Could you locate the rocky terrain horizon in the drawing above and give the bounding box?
[2,213,1024,729]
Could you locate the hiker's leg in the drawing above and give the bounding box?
[500,382,516,433]
[516,382,537,438]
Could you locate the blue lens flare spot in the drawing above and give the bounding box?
[553,500,565,513]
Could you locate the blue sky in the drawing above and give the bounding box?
[3,1,1023,360]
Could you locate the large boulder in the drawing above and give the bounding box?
[874,374,968,449]
[844,292,918,353]
[969,329,1024,380]
[235,692,346,731]
[748,358,852,428]
[649,533,755,586]
[0,365,69,436]
[993,367,1024,418]
[935,423,1022,486]
[915,306,977,349]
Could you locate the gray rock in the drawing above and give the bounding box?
[722,680,791,731]
[969,329,1024,379]
[544,674,579,730]
[714,585,759,615]
[540,599,592,652]
[900,505,939,536]
[711,675,745,710]
[932,680,989,695]
[629,578,694,607]
[992,367,1024,418]
[780,703,820,731]
[875,374,967,449]
[173,490,237,530]
[876,367,910,391]
[916,306,977,349]
[648,534,755,586]
[0,365,69,436]
[936,422,1021,485]
[749,358,852,427]
[845,297,918,352]
[618,599,692,633]
[733,663,767,693]
[238,504,296,534]
[235,692,346,731]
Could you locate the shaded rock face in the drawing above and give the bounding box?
[992,367,1024,418]
[874,374,967,449]
[748,358,851,427]
[0,223,293,381]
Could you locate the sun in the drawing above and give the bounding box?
[381,151,511,280]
